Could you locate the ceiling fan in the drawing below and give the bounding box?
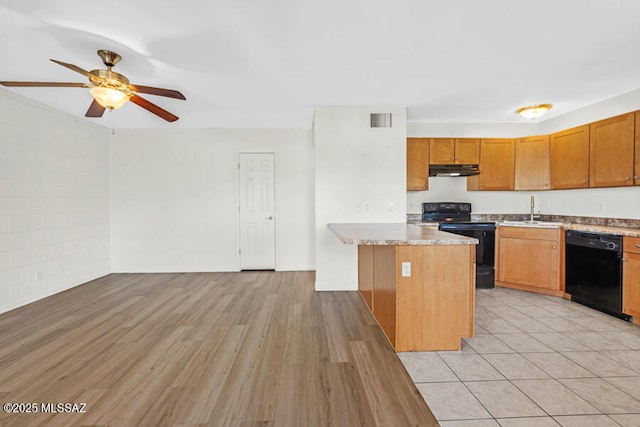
[0,50,186,122]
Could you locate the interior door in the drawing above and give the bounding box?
[239,153,276,270]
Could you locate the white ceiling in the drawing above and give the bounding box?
[1,0,640,129]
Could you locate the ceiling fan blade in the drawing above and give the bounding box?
[129,84,186,100]
[85,99,106,118]
[130,94,179,122]
[50,59,94,80]
[0,82,88,88]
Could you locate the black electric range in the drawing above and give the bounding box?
[422,202,495,288]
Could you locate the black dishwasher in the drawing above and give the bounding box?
[565,230,630,320]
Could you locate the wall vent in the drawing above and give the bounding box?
[370,113,392,128]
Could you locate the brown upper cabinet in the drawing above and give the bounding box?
[636,111,640,185]
[589,112,635,188]
[407,138,429,191]
[515,135,550,190]
[429,138,480,164]
[550,125,590,189]
[467,138,515,191]
[411,109,640,192]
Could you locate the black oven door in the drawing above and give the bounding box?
[439,223,495,289]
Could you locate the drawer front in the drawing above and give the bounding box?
[497,226,559,241]
[624,236,640,255]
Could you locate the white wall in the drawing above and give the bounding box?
[0,89,111,314]
[314,107,407,291]
[408,179,640,220]
[110,128,314,272]
[407,89,640,220]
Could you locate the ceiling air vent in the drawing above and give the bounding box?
[370,113,392,128]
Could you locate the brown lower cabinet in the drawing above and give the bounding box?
[623,236,640,322]
[496,226,564,297]
[358,244,475,351]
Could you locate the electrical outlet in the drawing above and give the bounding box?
[593,200,606,212]
[401,262,411,277]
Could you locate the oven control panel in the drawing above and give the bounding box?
[423,202,471,214]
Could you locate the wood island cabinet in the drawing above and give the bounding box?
[467,138,515,191]
[430,138,480,164]
[515,135,550,190]
[407,138,429,191]
[633,111,640,185]
[358,246,374,310]
[496,226,564,297]
[359,244,475,351]
[623,236,640,322]
[589,112,635,188]
[331,223,477,352]
[550,125,590,189]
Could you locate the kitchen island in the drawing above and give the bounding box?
[328,223,477,351]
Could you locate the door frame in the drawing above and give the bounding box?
[237,151,277,270]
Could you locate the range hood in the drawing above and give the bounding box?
[429,164,480,177]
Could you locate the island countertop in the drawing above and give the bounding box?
[328,223,478,246]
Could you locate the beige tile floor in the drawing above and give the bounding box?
[399,287,640,427]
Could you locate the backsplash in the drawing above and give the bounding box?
[474,214,640,229]
[407,213,640,229]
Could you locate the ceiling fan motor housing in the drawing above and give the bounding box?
[97,50,122,68]
[89,69,130,90]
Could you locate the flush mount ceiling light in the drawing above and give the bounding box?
[516,104,552,119]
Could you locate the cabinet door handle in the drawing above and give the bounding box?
[623,258,628,262]
[636,243,640,248]
[626,177,631,180]
[552,246,557,250]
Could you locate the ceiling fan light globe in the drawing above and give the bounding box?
[90,86,129,110]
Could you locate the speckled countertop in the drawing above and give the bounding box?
[328,223,478,246]
[406,214,640,237]
[561,223,640,237]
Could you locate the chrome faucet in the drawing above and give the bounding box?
[530,195,535,222]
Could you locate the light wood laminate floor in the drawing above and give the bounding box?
[0,271,437,426]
